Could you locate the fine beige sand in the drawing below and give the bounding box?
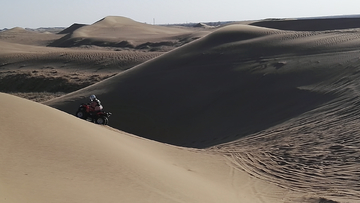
[1,93,309,203]
[2,16,360,202]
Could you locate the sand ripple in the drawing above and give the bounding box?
[212,97,360,201]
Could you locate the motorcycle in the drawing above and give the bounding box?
[75,103,112,125]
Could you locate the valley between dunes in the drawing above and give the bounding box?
[2,16,360,203]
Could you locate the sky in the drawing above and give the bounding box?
[1,0,360,29]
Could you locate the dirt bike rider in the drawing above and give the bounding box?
[89,95,103,116]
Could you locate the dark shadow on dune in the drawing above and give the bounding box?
[45,49,340,148]
[101,58,336,148]
[305,197,340,203]
[48,35,194,51]
[48,35,136,48]
[251,18,360,31]
[46,24,350,148]
[57,23,87,34]
[47,34,73,47]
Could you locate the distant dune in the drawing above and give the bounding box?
[0,27,63,46]
[49,16,210,50]
[0,16,210,101]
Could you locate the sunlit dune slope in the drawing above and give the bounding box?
[49,16,208,48]
[45,24,360,148]
[0,93,300,203]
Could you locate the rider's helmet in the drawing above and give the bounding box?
[90,94,96,101]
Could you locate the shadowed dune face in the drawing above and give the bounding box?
[45,24,360,148]
[57,23,86,34]
[251,17,360,31]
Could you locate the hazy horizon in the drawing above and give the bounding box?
[1,0,360,29]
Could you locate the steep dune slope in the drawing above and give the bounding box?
[45,24,360,148]
[0,93,303,203]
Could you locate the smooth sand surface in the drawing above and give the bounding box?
[2,16,360,202]
[0,93,307,203]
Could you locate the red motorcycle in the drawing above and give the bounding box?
[75,103,112,125]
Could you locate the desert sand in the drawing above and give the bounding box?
[1,16,360,202]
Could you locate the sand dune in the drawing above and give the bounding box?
[1,93,307,203]
[46,24,360,148]
[43,22,360,202]
[3,16,360,202]
[49,16,210,50]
